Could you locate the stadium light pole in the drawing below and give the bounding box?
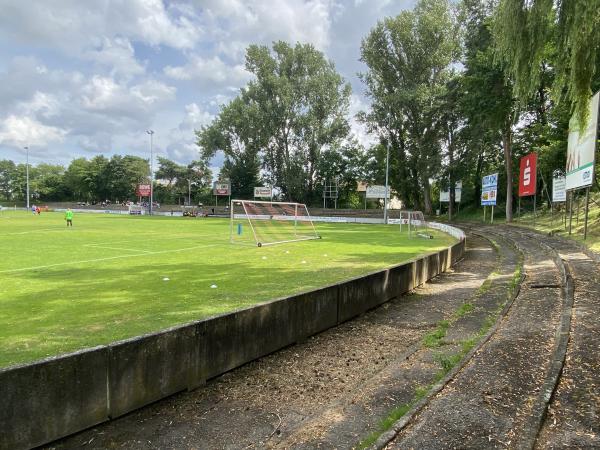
[24,146,30,210]
[383,116,391,225]
[146,130,154,215]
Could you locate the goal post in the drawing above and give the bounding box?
[230,199,320,247]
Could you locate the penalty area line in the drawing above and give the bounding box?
[0,243,223,274]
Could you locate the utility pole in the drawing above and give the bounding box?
[146,130,154,215]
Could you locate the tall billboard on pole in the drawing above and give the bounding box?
[481,173,498,206]
[566,91,599,191]
[213,181,231,196]
[519,153,537,197]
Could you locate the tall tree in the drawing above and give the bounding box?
[0,160,17,200]
[493,0,600,128]
[359,0,459,214]
[198,96,264,199]
[460,0,517,221]
[199,41,352,204]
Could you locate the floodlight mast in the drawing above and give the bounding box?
[384,115,391,224]
[24,146,29,210]
[146,130,154,215]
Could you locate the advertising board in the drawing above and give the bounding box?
[366,185,389,199]
[439,181,462,203]
[519,153,538,197]
[481,173,498,206]
[566,91,599,190]
[213,181,231,196]
[552,173,567,203]
[253,187,272,198]
[136,184,151,197]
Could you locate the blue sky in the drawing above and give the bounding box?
[0,0,415,173]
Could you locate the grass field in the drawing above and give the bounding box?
[0,210,456,368]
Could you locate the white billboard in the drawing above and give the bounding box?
[440,181,462,203]
[566,91,599,190]
[366,185,390,199]
[253,186,272,198]
[552,174,567,202]
[213,181,231,196]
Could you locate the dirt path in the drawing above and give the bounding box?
[384,226,600,450]
[534,235,600,448]
[47,234,498,450]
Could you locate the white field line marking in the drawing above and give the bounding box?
[83,244,153,253]
[0,228,67,236]
[0,243,223,274]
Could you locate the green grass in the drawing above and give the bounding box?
[0,210,455,368]
[511,192,600,253]
[422,320,450,348]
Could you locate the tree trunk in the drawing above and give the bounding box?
[422,176,433,215]
[448,134,455,222]
[475,147,484,208]
[502,128,513,222]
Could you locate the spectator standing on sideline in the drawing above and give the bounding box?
[65,208,74,227]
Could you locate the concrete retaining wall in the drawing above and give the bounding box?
[0,226,465,450]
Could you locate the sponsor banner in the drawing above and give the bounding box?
[481,173,498,206]
[388,218,425,226]
[519,153,538,197]
[566,91,599,190]
[136,184,151,197]
[552,174,567,202]
[213,181,231,196]
[366,185,390,199]
[253,186,272,198]
[440,181,462,203]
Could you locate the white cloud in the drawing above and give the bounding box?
[348,94,376,147]
[199,0,335,51]
[164,55,250,87]
[0,115,68,148]
[0,1,418,166]
[83,37,146,79]
[79,76,176,118]
[0,0,201,54]
[165,102,214,163]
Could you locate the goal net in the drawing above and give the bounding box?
[394,210,431,238]
[230,200,320,247]
[128,204,144,215]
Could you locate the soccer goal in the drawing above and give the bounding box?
[128,204,144,215]
[397,210,432,238]
[230,199,320,247]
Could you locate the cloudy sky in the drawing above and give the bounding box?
[0,0,415,172]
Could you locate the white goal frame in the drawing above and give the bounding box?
[128,204,144,215]
[230,199,320,247]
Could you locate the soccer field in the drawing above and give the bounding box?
[0,210,455,368]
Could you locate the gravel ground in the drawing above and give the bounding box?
[46,235,497,450]
[387,227,563,449]
[535,235,600,449]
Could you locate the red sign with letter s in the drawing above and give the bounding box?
[519,153,537,197]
